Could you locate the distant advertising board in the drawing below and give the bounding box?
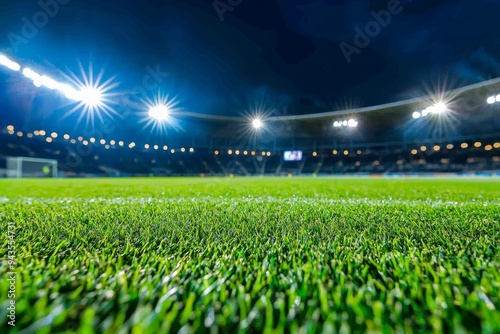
[284,150,303,161]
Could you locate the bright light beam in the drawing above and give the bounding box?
[238,99,277,144]
[252,118,263,129]
[2,56,82,100]
[347,119,358,127]
[0,55,21,71]
[56,84,80,101]
[39,75,59,90]
[22,68,42,87]
[139,91,183,134]
[333,118,358,127]
[148,104,170,121]
[433,102,447,114]
[63,63,119,126]
[78,86,103,109]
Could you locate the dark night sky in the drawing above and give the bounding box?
[1,0,500,133]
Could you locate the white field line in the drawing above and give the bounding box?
[2,196,499,207]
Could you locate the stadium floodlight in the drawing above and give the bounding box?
[78,86,103,109]
[23,68,42,87]
[433,102,447,114]
[252,118,263,129]
[64,64,120,126]
[347,119,358,127]
[334,119,358,128]
[414,102,448,119]
[0,55,21,71]
[140,91,182,134]
[148,104,170,121]
[487,96,496,104]
[2,56,83,101]
[496,94,500,102]
[56,84,81,101]
[40,75,59,90]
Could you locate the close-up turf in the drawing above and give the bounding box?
[1,177,499,333]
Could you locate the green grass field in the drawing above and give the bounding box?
[1,177,499,333]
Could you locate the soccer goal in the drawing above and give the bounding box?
[6,157,58,178]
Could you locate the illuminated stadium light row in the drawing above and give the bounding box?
[333,119,358,128]
[410,142,500,154]
[21,67,81,100]
[0,55,21,71]
[314,150,353,156]
[5,53,500,132]
[4,125,198,153]
[314,142,500,157]
[412,102,447,119]
[7,125,500,159]
[0,53,101,105]
[6,125,277,156]
[214,150,271,156]
[487,94,500,105]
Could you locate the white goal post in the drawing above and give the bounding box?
[6,157,58,178]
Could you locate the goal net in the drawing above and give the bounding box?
[6,157,58,178]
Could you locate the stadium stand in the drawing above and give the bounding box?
[2,129,499,177]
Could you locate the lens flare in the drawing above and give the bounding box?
[139,91,183,134]
[63,63,119,126]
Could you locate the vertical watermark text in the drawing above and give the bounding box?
[6,221,17,327]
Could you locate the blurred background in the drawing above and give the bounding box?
[1,0,499,177]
